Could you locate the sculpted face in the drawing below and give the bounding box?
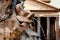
[0,0,12,21]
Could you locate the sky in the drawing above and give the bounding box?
[50,0,60,8]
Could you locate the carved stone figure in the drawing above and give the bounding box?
[0,0,39,40]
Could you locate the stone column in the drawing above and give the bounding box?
[55,17,59,40]
[47,17,50,40]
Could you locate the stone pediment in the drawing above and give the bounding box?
[24,0,59,11]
